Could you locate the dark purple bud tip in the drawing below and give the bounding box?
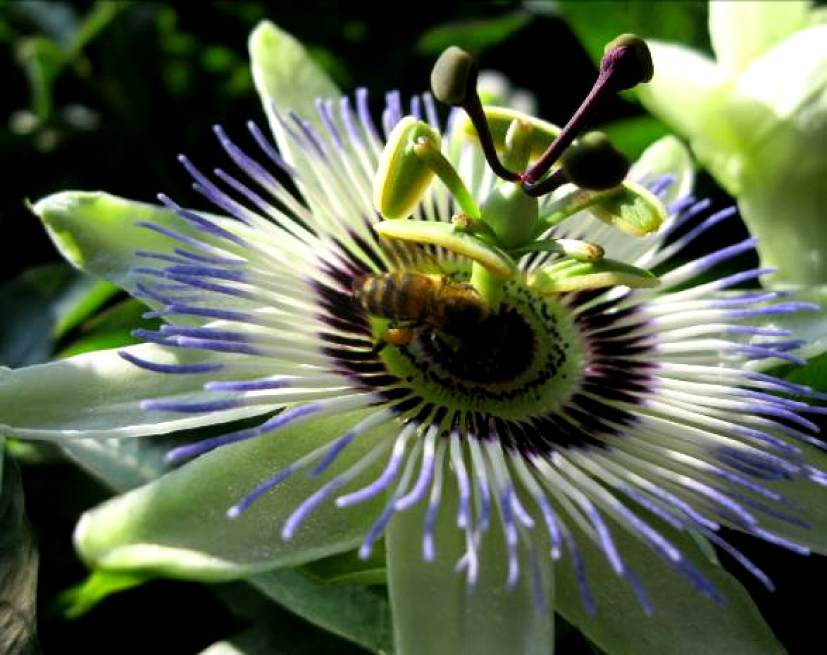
[601,34,654,91]
[431,46,479,106]
[562,131,630,190]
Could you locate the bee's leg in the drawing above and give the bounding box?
[382,327,416,347]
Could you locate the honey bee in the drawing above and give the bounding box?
[353,271,491,347]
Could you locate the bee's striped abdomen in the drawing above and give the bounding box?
[352,272,439,323]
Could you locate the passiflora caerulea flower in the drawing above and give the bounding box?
[638,0,827,287]
[3,21,827,655]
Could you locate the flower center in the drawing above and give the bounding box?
[377,277,585,420]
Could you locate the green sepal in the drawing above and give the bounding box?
[248,21,339,174]
[529,258,659,293]
[30,192,185,296]
[375,220,516,279]
[374,117,442,220]
[556,519,787,655]
[709,0,809,76]
[454,105,562,160]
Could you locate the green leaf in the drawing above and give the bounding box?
[53,569,150,619]
[386,471,554,655]
[252,568,392,654]
[16,35,65,122]
[0,264,117,367]
[202,582,379,655]
[56,298,156,359]
[555,520,786,655]
[0,445,41,655]
[301,544,387,586]
[558,0,709,66]
[415,12,532,55]
[599,114,671,161]
[74,409,385,579]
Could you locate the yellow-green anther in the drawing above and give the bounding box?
[431,46,477,106]
[451,213,497,240]
[373,117,441,220]
[453,106,562,162]
[511,238,604,262]
[603,34,654,89]
[412,136,481,220]
[537,181,666,237]
[528,257,659,293]
[561,131,630,191]
[374,220,516,279]
[480,181,539,250]
[554,239,605,262]
[589,181,666,237]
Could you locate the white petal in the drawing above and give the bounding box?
[637,41,728,141]
[710,0,809,76]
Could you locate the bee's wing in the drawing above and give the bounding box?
[380,239,445,275]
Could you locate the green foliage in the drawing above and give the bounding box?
[556,0,710,65]
[416,11,532,55]
[53,569,150,619]
[0,264,117,367]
